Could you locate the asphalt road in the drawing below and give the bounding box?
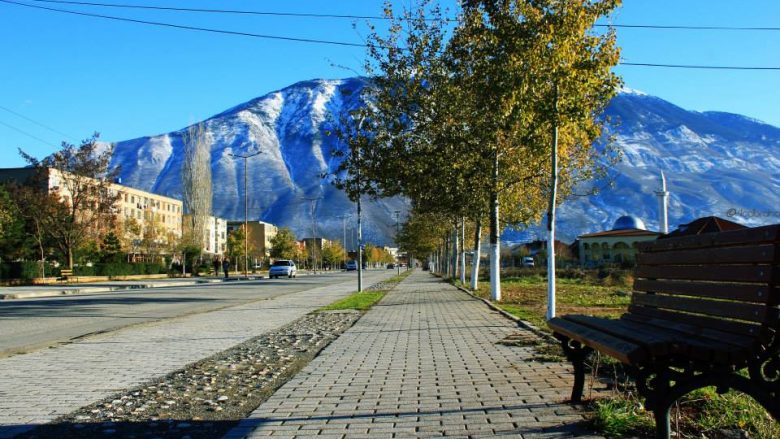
[0,270,394,358]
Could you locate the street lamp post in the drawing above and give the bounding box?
[394,210,401,276]
[356,116,365,292]
[229,150,262,279]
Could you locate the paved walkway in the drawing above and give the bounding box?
[226,272,600,438]
[0,273,392,438]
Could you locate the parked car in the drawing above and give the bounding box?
[522,256,535,268]
[269,260,297,278]
[386,263,396,269]
[345,260,358,271]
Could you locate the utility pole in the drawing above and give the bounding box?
[394,210,401,275]
[356,116,365,292]
[229,150,262,279]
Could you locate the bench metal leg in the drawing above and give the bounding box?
[653,406,671,439]
[556,336,592,403]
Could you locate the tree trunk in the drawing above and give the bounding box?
[444,235,450,277]
[470,219,482,290]
[546,92,559,321]
[451,227,459,281]
[489,151,501,301]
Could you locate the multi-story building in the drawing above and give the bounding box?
[0,166,183,249]
[185,214,228,256]
[227,220,278,259]
[115,183,183,240]
[300,237,332,255]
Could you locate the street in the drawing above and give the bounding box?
[0,270,392,358]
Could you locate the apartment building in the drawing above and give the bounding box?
[184,214,228,256]
[0,166,183,245]
[227,220,278,259]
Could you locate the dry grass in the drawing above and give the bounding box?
[475,273,630,331]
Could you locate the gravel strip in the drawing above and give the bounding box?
[18,310,362,439]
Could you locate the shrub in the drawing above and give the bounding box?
[0,261,61,280]
[73,265,96,276]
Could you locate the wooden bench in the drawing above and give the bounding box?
[59,268,73,282]
[549,224,779,439]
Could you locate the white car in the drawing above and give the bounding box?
[269,260,297,279]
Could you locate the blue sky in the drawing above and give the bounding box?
[1,0,778,167]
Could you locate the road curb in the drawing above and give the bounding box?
[0,276,265,300]
[435,274,556,343]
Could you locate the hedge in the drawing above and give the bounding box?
[73,263,168,277]
[0,261,61,280]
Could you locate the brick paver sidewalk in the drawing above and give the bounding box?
[226,271,600,438]
[0,275,389,438]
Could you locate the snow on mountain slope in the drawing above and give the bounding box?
[110,78,780,245]
[111,78,405,246]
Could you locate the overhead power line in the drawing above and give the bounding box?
[0,119,59,147]
[0,0,366,47]
[3,0,780,70]
[594,23,780,31]
[0,104,76,140]
[26,0,392,20]
[620,62,780,70]
[23,0,780,31]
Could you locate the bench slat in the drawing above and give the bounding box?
[567,314,747,364]
[633,279,772,303]
[628,305,762,338]
[622,314,755,352]
[635,264,774,283]
[638,224,780,253]
[548,317,645,364]
[632,292,768,323]
[564,315,671,356]
[636,244,776,266]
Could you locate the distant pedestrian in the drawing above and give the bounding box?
[222,258,230,279]
[213,258,221,276]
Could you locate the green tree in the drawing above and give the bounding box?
[226,226,255,272]
[0,185,28,262]
[19,133,120,268]
[0,185,14,238]
[511,0,622,319]
[269,227,297,260]
[321,240,347,269]
[100,231,123,263]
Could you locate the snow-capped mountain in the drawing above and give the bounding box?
[110,77,780,245]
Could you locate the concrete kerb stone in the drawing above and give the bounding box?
[441,274,557,344]
[0,276,262,300]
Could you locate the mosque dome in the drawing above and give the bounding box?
[613,215,646,231]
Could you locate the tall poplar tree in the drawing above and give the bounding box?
[181,123,213,253]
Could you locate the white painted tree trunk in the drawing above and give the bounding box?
[452,228,459,280]
[546,95,559,321]
[470,219,482,290]
[460,218,466,285]
[490,150,501,301]
[444,235,451,277]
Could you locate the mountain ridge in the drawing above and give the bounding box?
[108,77,780,245]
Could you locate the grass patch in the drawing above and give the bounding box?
[386,270,413,284]
[319,291,386,311]
[591,395,655,437]
[475,274,629,332]
[588,388,779,439]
